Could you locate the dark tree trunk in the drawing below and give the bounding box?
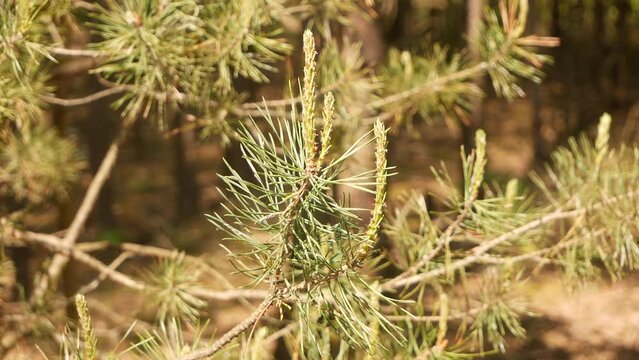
[527,0,544,162]
[383,0,409,45]
[463,0,484,153]
[131,117,149,161]
[616,0,630,48]
[592,0,606,94]
[171,111,200,221]
[551,0,561,37]
[80,77,118,229]
[594,0,605,48]
[444,0,465,48]
[8,247,30,300]
[613,0,630,105]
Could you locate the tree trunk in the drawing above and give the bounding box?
[614,0,630,104]
[527,0,544,162]
[80,77,118,230]
[8,247,30,300]
[616,0,629,48]
[172,111,200,221]
[463,0,484,152]
[551,0,561,37]
[594,0,604,48]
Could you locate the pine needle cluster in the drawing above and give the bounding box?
[206,29,395,353]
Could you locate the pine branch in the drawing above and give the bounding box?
[201,29,395,354]
[371,62,488,113]
[390,131,487,283]
[5,232,268,302]
[242,2,557,128]
[383,189,639,291]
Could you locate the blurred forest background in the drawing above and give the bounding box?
[2,0,639,359]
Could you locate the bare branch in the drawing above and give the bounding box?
[40,86,127,107]
[76,252,133,295]
[46,47,103,57]
[11,230,270,302]
[21,231,145,290]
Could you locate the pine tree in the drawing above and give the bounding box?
[0,1,637,359]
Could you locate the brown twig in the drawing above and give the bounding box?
[75,252,133,295]
[20,231,145,291]
[179,294,276,360]
[12,230,270,302]
[40,86,127,106]
[264,322,297,344]
[46,47,103,57]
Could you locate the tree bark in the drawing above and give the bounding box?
[79,77,118,229]
[527,0,544,162]
[551,0,561,37]
[614,0,630,104]
[463,0,484,152]
[171,111,200,221]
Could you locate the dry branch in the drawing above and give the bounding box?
[40,87,127,106]
[11,230,269,302]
